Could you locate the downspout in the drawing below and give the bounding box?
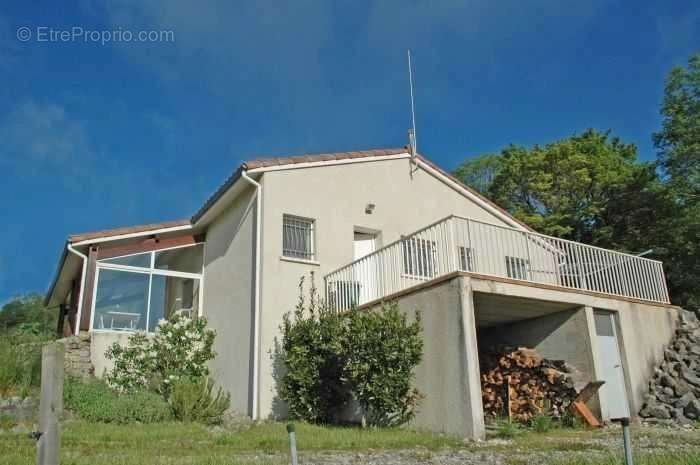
[241,171,262,420]
[67,243,88,337]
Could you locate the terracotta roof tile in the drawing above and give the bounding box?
[68,219,191,243]
[241,147,407,171]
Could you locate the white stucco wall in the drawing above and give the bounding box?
[202,186,257,415]
[255,157,518,418]
[90,331,131,378]
[391,276,485,439]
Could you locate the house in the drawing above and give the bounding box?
[45,147,680,439]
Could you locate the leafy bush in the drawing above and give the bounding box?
[105,315,216,395]
[64,377,172,423]
[0,336,43,397]
[280,276,350,423]
[345,304,423,427]
[279,273,423,426]
[168,377,231,424]
[0,294,56,337]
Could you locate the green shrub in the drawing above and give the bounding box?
[280,275,350,423]
[0,336,43,397]
[530,414,554,433]
[345,303,423,426]
[279,273,423,426]
[168,377,231,424]
[105,315,216,395]
[64,378,172,423]
[495,419,520,439]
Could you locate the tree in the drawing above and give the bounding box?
[453,153,502,195]
[458,130,650,247]
[652,54,700,309]
[653,54,700,198]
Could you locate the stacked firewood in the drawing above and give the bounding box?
[481,346,577,422]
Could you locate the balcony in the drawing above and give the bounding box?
[323,215,670,311]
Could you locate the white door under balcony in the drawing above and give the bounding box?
[353,231,378,304]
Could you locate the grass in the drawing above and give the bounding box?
[0,420,464,465]
[1,420,699,465]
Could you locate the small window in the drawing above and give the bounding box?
[506,256,529,280]
[594,312,615,337]
[402,237,436,278]
[283,215,315,260]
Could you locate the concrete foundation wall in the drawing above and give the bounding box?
[614,303,679,416]
[392,276,485,439]
[202,186,257,415]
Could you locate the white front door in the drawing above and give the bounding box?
[353,232,377,304]
[594,311,630,420]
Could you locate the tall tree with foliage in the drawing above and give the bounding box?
[452,153,502,195]
[654,54,700,197]
[455,130,652,247]
[652,54,700,309]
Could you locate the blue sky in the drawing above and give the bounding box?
[0,1,698,304]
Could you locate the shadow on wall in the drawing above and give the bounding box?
[270,338,289,420]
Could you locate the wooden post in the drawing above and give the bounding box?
[37,343,64,465]
[505,375,512,421]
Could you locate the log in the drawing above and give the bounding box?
[481,346,578,422]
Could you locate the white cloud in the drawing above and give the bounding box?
[84,1,334,92]
[0,101,93,171]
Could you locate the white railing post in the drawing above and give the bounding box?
[448,216,457,273]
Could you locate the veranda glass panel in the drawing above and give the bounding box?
[99,252,151,268]
[93,269,148,331]
[148,275,200,332]
[154,244,203,273]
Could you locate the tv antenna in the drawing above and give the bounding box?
[407,49,418,163]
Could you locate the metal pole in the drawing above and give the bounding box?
[621,418,634,465]
[287,423,298,465]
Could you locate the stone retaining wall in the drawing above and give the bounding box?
[57,332,93,379]
[639,309,700,425]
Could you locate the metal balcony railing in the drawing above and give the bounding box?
[323,215,670,311]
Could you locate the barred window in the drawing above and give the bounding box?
[402,238,436,278]
[506,256,529,280]
[283,215,315,260]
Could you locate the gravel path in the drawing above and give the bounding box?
[246,425,700,465]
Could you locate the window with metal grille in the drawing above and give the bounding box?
[402,237,436,278]
[506,256,529,280]
[458,247,474,272]
[282,215,315,260]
